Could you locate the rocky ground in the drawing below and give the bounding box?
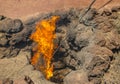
[0,5,120,84]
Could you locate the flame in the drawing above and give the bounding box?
[30,16,60,79]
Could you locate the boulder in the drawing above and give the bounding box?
[0,18,23,33]
[64,70,90,84]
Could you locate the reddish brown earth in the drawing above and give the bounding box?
[0,0,120,19]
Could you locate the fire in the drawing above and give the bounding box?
[30,16,60,79]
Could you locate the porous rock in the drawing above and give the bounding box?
[0,18,23,33]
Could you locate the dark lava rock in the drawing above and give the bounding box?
[0,18,23,33]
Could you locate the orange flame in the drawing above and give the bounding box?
[30,16,60,79]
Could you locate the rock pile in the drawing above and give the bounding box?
[51,6,120,84]
[0,6,120,84]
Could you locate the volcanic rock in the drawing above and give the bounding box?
[9,25,33,46]
[93,30,120,49]
[102,52,120,84]
[50,7,120,83]
[64,70,89,84]
[0,18,23,33]
[74,24,93,49]
[0,5,120,84]
[82,45,113,83]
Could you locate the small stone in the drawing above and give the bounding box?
[0,33,8,46]
[9,19,23,33]
[0,18,23,33]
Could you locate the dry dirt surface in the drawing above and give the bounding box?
[0,0,120,19]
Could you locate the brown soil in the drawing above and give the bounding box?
[0,0,120,19]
